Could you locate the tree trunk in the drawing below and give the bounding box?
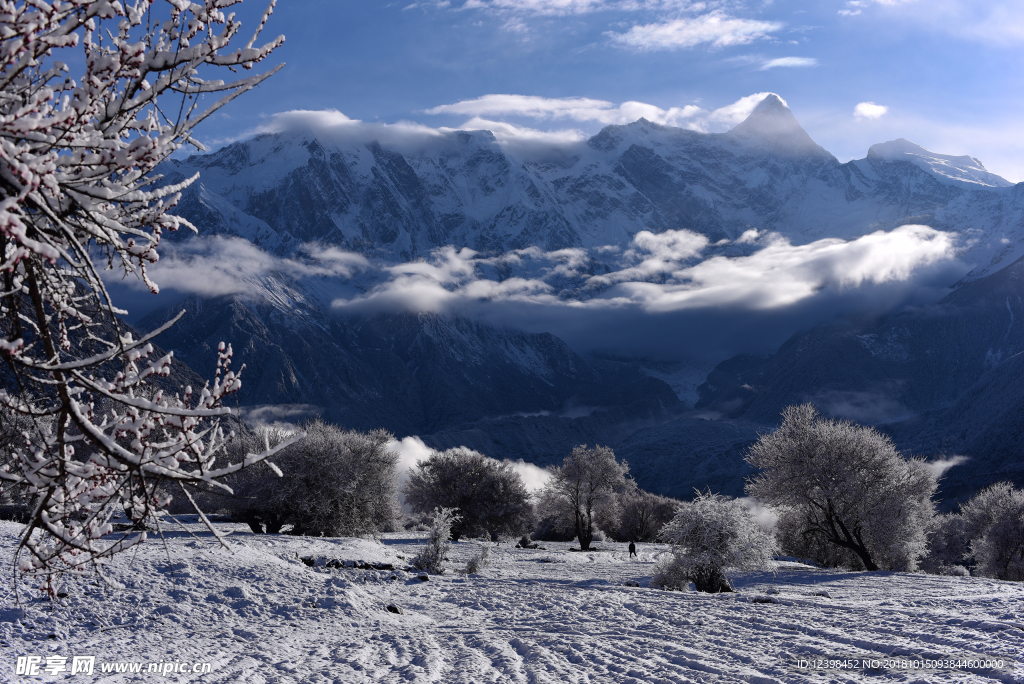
[265,512,288,535]
[575,511,592,551]
[832,513,878,571]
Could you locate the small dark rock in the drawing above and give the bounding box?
[417,575,429,582]
[386,604,403,614]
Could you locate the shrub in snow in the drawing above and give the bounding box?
[0,0,285,589]
[545,445,629,551]
[746,404,936,571]
[215,420,400,537]
[653,492,777,593]
[465,545,491,574]
[960,482,1024,581]
[404,447,533,541]
[411,508,460,575]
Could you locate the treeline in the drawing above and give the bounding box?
[8,406,1018,590]
[194,421,681,549]
[178,407,1024,587]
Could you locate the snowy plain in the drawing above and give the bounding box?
[1,519,1022,684]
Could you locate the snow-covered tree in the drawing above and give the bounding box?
[615,489,678,543]
[919,512,971,577]
[653,491,777,593]
[746,404,936,572]
[545,445,629,551]
[403,447,533,542]
[214,420,400,537]
[959,482,1024,581]
[0,0,286,591]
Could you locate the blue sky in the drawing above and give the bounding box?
[204,0,1024,179]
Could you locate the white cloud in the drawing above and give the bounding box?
[457,0,703,16]
[125,236,370,298]
[854,102,889,120]
[255,109,449,151]
[705,92,781,127]
[138,223,955,327]
[130,222,959,361]
[459,117,586,146]
[427,93,705,128]
[507,460,552,491]
[604,225,954,312]
[240,404,320,430]
[607,12,783,51]
[759,56,817,70]
[325,224,955,316]
[924,454,970,479]
[426,92,780,134]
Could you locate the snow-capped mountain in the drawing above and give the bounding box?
[141,95,1024,499]
[163,94,1024,277]
[865,138,1013,189]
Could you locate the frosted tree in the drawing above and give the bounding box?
[0,0,288,592]
[403,447,533,541]
[746,404,936,572]
[545,445,629,551]
[653,491,777,593]
[959,482,1024,581]
[615,489,678,543]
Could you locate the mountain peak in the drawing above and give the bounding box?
[867,138,1012,188]
[750,93,790,116]
[728,93,826,157]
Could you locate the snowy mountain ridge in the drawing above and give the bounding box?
[163,94,1024,279]
[866,138,1012,189]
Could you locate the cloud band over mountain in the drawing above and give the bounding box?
[122,225,961,359]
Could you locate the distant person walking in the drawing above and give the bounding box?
[628,541,637,559]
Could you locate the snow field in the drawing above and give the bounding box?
[1,520,1022,683]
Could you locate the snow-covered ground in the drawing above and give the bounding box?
[1,519,1022,683]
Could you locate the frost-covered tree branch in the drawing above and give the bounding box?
[0,0,287,593]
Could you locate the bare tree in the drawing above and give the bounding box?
[746,404,936,572]
[403,447,532,541]
[545,445,629,551]
[0,0,287,590]
[653,491,777,593]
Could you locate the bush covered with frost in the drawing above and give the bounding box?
[412,508,460,575]
[653,492,777,593]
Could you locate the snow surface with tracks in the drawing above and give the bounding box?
[1,519,1022,683]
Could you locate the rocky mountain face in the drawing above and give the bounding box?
[139,293,682,447]
[695,254,1024,502]
[141,95,1024,500]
